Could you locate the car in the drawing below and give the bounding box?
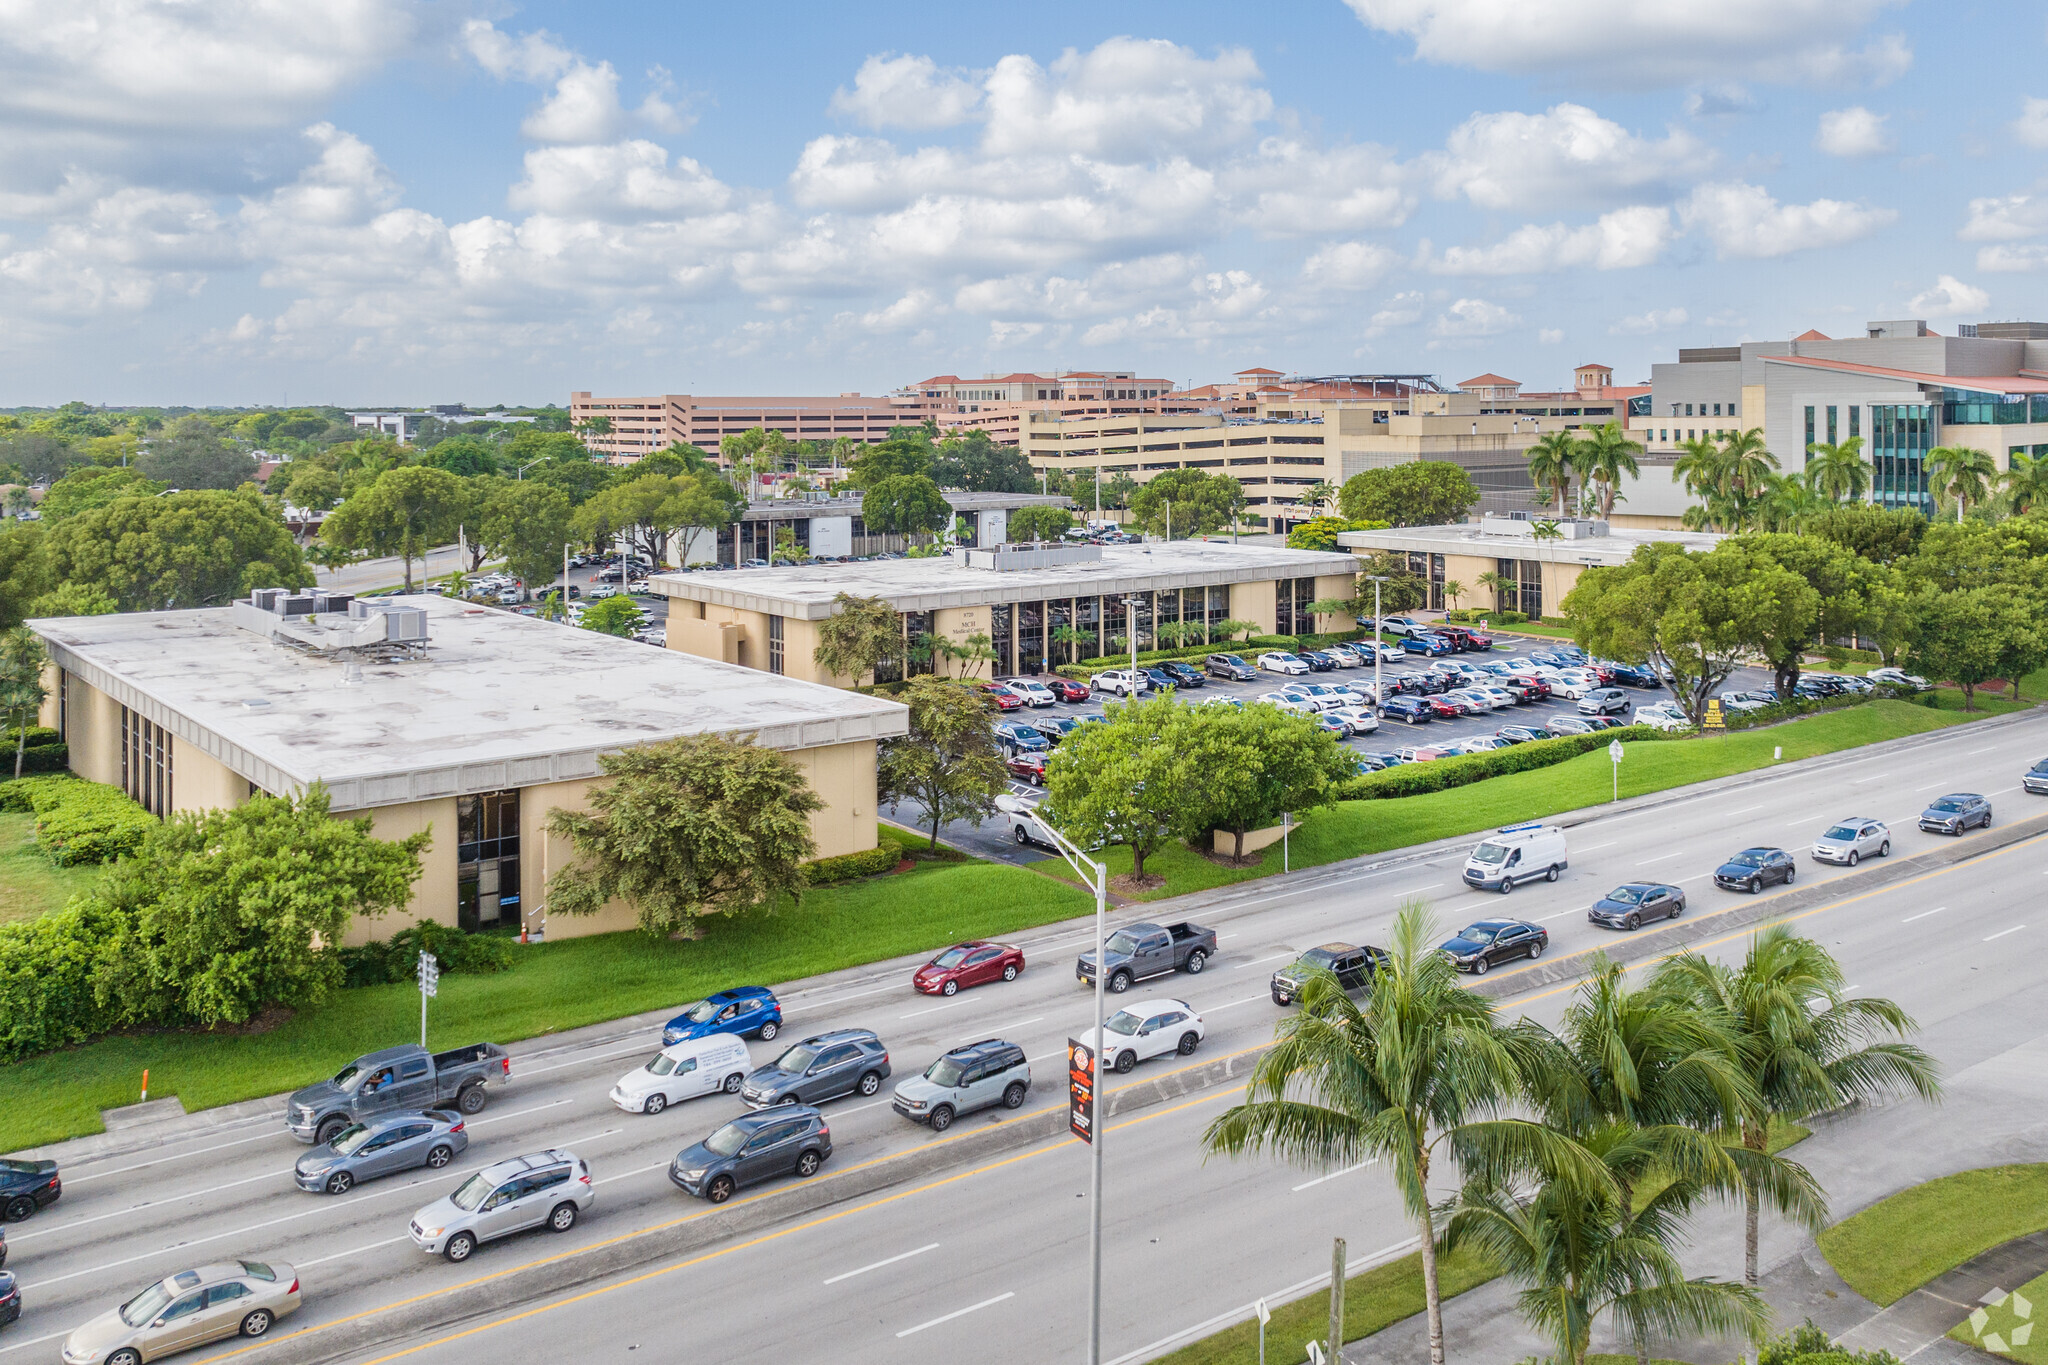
[1298,650,1337,672]
[1001,678,1058,707]
[2027,758,2048,796]
[1141,666,1179,692]
[1805,817,1890,867]
[1717,690,1770,715]
[1450,736,1506,754]
[1436,625,1493,651]
[994,722,1050,755]
[1079,998,1206,1074]
[1258,691,1320,715]
[1552,645,1589,664]
[1358,749,1403,769]
[1920,792,1991,834]
[1047,677,1092,703]
[1322,643,1368,667]
[62,1261,302,1363]
[1326,705,1380,737]
[611,1035,754,1114]
[1713,847,1798,893]
[977,683,1025,712]
[1364,642,1407,664]
[1546,675,1594,700]
[293,1110,468,1195]
[1425,697,1472,719]
[585,583,620,601]
[1398,745,1453,763]
[1382,696,1434,725]
[1605,662,1662,689]
[1157,660,1206,688]
[740,1029,892,1108]
[1471,686,1518,711]
[1581,715,1628,731]
[1400,633,1452,656]
[1438,919,1548,975]
[0,1158,59,1222]
[1196,694,1245,710]
[1076,921,1216,991]
[1278,682,1356,712]
[891,1039,1031,1131]
[1579,687,1631,716]
[1206,652,1258,681]
[663,987,783,1045]
[1635,702,1695,731]
[0,1267,14,1328]
[1543,716,1594,737]
[1035,715,1082,743]
[409,1149,593,1262]
[1490,726,1535,745]
[1373,616,1425,638]
[1588,883,1686,931]
[914,941,1025,996]
[1005,751,1050,784]
[1091,668,1151,697]
[1868,666,1931,691]
[1257,651,1310,675]
[1269,943,1386,1005]
[670,1107,831,1203]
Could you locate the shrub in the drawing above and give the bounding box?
[803,843,903,886]
[11,743,68,775]
[1335,726,1670,800]
[0,773,78,812]
[1493,610,1527,624]
[0,898,125,1062]
[0,727,61,750]
[338,920,516,988]
[1759,1321,1902,1365]
[1719,683,1913,731]
[31,780,155,865]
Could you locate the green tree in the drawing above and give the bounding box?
[420,435,502,478]
[322,465,465,591]
[1807,505,1926,565]
[1525,430,1582,515]
[1925,444,1997,521]
[861,474,950,540]
[1804,437,1872,503]
[527,453,615,506]
[279,464,343,516]
[1005,505,1076,543]
[844,438,934,491]
[812,593,904,685]
[1733,535,1871,698]
[1477,569,1517,613]
[1182,702,1356,861]
[1352,551,1429,615]
[47,489,310,610]
[580,595,646,637]
[1043,693,1194,883]
[1285,515,1381,552]
[1907,583,2039,710]
[1338,461,1480,527]
[1718,428,1781,501]
[2000,448,2048,516]
[574,470,740,569]
[305,540,368,585]
[1754,471,1829,534]
[1577,421,1644,518]
[0,629,47,778]
[876,675,1008,849]
[930,430,1039,492]
[37,467,165,522]
[27,581,118,618]
[545,735,823,937]
[1129,468,1244,539]
[88,786,428,1026]
[479,480,575,589]
[137,415,256,490]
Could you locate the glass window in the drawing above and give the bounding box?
[990,603,1013,677]
[767,614,784,675]
[1849,406,1860,441]
[1805,406,1815,453]
[1827,406,1838,445]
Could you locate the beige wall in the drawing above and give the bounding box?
[174,743,249,815]
[59,671,123,787]
[1312,572,1357,634]
[1230,580,1278,635]
[354,796,458,946]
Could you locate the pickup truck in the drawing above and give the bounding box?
[287,1042,511,1145]
[1076,921,1216,993]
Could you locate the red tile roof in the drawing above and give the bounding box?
[916,375,962,385]
[1793,329,1831,342]
[1459,373,1519,387]
[1762,354,2048,393]
[1574,362,1612,372]
[1234,367,1284,376]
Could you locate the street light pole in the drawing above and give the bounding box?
[1367,575,1390,714]
[1124,594,1143,687]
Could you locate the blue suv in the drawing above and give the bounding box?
[663,987,782,1045]
[1383,696,1434,724]
[1401,633,1452,656]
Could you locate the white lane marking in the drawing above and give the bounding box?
[62,1126,284,1184]
[896,1291,1016,1338]
[1902,906,1947,924]
[0,1328,71,1357]
[594,1160,670,1185]
[1985,925,2028,942]
[834,1097,895,1117]
[824,1241,941,1285]
[1673,874,1711,883]
[298,1234,408,1268]
[962,1018,1043,1041]
[1720,805,1764,816]
[1533,910,1581,923]
[1410,883,1446,893]
[1231,952,1295,971]
[1852,773,1891,784]
[1919,780,1956,791]
[900,1001,962,1019]
[1968,746,2000,755]
[1207,994,1273,1013]
[1220,933,1242,939]
[521,1041,657,1078]
[1576,841,1617,853]
[1634,851,1684,865]
[1291,1158,1377,1192]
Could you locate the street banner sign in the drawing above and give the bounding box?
[1068,1038,1096,1144]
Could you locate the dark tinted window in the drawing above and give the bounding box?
[162,1291,208,1322]
[205,1282,251,1306]
[398,1058,430,1080]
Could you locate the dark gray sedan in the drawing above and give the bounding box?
[1919,793,1991,835]
[1588,883,1685,930]
[294,1110,468,1195]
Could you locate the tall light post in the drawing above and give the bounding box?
[1124,593,1143,687]
[1366,574,1390,714]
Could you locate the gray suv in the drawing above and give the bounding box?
[407,1149,592,1263]
[891,1039,1031,1132]
[740,1029,891,1109]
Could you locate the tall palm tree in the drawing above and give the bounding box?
[1717,428,1780,500]
[1755,472,1828,533]
[1525,431,1581,515]
[1301,479,1341,515]
[1478,569,1517,613]
[1925,444,1998,521]
[1204,902,1546,1365]
[2001,448,2048,516]
[1673,435,1732,502]
[1804,437,1871,503]
[1578,422,1644,518]
[1654,926,1942,1285]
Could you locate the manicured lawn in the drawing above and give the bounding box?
[1818,1164,2048,1306]
[1948,1265,2048,1361]
[0,811,104,926]
[0,851,1091,1152]
[1091,699,1993,901]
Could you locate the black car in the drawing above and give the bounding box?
[1919,792,1991,834]
[0,1267,15,1328]
[1206,653,1258,681]
[738,1029,891,1108]
[1269,942,1388,1005]
[1438,920,1547,975]
[1607,663,1661,689]
[1157,661,1206,688]
[669,1107,832,1203]
[1589,883,1686,930]
[1713,847,1797,893]
[1358,750,1405,768]
[0,1159,58,1222]
[1299,650,1336,672]
[1581,715,1626,730]
[2026,759,2048,796]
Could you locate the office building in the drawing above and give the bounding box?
[567,391,947,462]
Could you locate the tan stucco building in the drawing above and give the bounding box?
[30,592,907,944]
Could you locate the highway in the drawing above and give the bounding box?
[2,707,2046,1365]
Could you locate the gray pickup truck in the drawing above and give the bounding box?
[287,1042,511,1145]
[1076,920,1216,994]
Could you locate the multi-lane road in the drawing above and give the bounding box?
[4,707,2047,1365]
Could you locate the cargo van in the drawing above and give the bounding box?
[609,1033,753,1115]
[1462,822,1569,894]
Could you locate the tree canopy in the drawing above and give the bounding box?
[845,439,934,490]
[1128,468,1244,539]
[479,480,576,587]
[38,467,166,522]
[1043,693,1192,883]
[46,489,311,610]
[812,592,903,684]
[876,676,1008,849]
[1181,701,1355,861]
[929,430,1040,492]
[322,465,466,591]
[861,473,950,537]
[1005,504,1075,543]
[1339,461,1480,527]
[137,416,257,491]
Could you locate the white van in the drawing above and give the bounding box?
[609,1034,752,1115]
[1461,822,1569,894]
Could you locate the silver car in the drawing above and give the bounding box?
[1811,818,1890,867]
[408,1150,592,1263]
[294,1110,468,1195]
[62,1261,300,1365]
[891,1039,1031,1132]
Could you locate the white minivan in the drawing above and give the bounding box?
[1461,822,1569,894]
[610,1035,752,1115]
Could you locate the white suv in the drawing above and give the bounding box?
[1635,702,1694,731]
[1079,999,1206,1074]
[1003,678,1058,707]
[1090,669,1150,697]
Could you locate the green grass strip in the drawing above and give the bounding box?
[1820,1164,2048,1306]
[1948,1264,2048,1361]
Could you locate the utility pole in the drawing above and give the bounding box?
[1328,1237,1347,1365]
[1367,575,1390,715]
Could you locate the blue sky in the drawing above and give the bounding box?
[1,0,2043,406]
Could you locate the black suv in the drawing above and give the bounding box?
[0,1159,59,1222]
[1206,653,1257,681]
[1270,942,1388,1006]
[740,1030,892,1108]
[1157,661,1206,688]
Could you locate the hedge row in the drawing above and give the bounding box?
[803,842,904,885]
[1445,609,1527,624]
[1335,725,1670,800]
[339,920,516,988]
[0,897,126,1060]
[1,727,62,750]
[1055,629,1373,681]
[1719,681,1917,731]
[4,777,158,865]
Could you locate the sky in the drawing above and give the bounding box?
[1,0,2043,407]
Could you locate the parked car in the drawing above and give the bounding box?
[62,1261,301,1362]
[287,1043,510,1146]
[740,1029,892,1108]
[993,722,1049,755]
[669,1107,831,1203]
[1258,691,1320,716]
[891,1039,1031,1131]
[1581,715,1627,731]
[662,987,783,1045]
[914,941,1025,996]
[1868,666,1931,691]
[1206,652,1258,681]
[995,793,1088,852]
[1501,674,1550,701]
[1298,650,1337,672]
[0,1159,59,1223]
[1400,633,1452,656]
[1005,751,1050,784]
[1811,818,1891,866]
[1713,847,1797,893]
[1579,687,1631,716]
[293,1110,468,1195]
[1323,643,1368,667]
[1277,683,1354,712]
[1048,677,1091,703]
[1001,678,1057,707]
[1461,823,1568,894]
[1588,883,1686,931]
[1269,943,1385,1006]
[1091,668,1151,697]
[0,1267,15,1328]
[1157,660,1206,688]
[1919,792,1991,834]
[611,1035,753,1115]
[1327,706,1380,737]
[1635,702,1694,731]
[1426,696,1473,719]
[1436,625,1492,651]
[1374,616,1425,637]
[1437,919,1548,975]
[1382,696,1434,725]
[1606,662,1662,689]
[1543,716,1594,737]
[1257,651,1310,675]
[1397,745,1450,763]
[1078,998,1206,1073]
[977,683,1025,712]
[1076,920,1216,993]
[1034,716,1082,744]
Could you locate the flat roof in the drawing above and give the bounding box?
[738,491,1070,522]
[649,542,1362,618]
[31,597,907,812]
[1762,355,2048,394]
[1336,522,1722,567]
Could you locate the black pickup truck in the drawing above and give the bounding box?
[287,1042,510,1145]
[1076,921,1217,994]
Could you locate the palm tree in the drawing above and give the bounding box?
[1525,431,1580,515]
[1442,579,1466,612]
[1578,422,1643,518]
[1049,623,1098,663]
[1673,435,1732,503]
[1718,428,1780,501]
[1302,479,1341,515]
[1804,437,1871,503]
[2000,448,2048,516]
[1478,569,1517,614]
[1755,472,1827,534]
[1204,902,1539,1365]
[1925,444,1998,522]
[1654,926,1942,1285]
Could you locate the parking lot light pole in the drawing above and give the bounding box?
[1366,575,1390,714]
[1124,594,1144,693]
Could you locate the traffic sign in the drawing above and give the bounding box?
[1608,738,1623,762]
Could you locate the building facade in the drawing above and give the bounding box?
[567,391,947,462]
[690,491,1074,565]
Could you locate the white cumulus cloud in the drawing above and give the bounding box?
[1302,240,1404,289]
[1816,106,1892,156]
[1430,206,1674,274]
[1365,291,1426,337]
[829,54,984,130]
[1429,103,1703,211]
[2015,97,2048,150]
[1681,181,1895,258]
[508,142,733,219]
[1906,275,1988,317]
[1432,297,1519,338]
[1610,307,1689,335]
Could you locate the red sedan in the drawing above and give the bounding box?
[977,684,1024,712]
[1047,678,1090,703]
[1006,751,1049,784]
[914,941,1026,995]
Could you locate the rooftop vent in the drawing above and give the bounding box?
[1479,514,1609,540]
[232,588,430,653]
[952,543,1105,571]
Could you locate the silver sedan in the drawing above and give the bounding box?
[293,1110,468,1195]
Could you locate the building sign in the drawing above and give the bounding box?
[1704,698,1726,731]
[1068,1038,1096,1144]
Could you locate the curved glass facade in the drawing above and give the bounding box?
[1870,404,1933,514]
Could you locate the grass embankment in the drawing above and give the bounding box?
[0,840,1091,1153]
[0,812,102,927]
[1088,699,1994,902]
[1818,1164,2048,1306]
